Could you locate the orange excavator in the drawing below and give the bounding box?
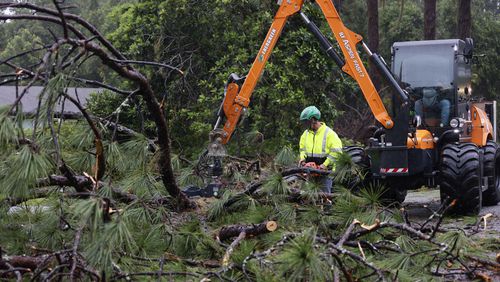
[205,0,499,214]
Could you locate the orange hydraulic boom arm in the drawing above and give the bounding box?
[213,0,395,145]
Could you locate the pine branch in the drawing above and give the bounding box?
[0,2,124,60]
[337,219,360,247]
[52,0,69,39]
[113,271,200,280]
[121,253,221,269]
[70,228,82,281]
[326,242,386,282]
[221,231,246,268]
[223,167,331,210]
[108,58,183,75]
[464,255,500,269]
[242,233,296,278]
[68,76,133,95]
[0,262,24,281]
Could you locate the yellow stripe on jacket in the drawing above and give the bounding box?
[299,123,342,169]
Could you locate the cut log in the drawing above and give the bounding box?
[217,221,278,241]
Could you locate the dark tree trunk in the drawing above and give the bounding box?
[424,0,437,40]
[458,0,472,39]
[367,0,380,89]
[334,0,343,12]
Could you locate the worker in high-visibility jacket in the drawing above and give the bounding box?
[299,106,342,193]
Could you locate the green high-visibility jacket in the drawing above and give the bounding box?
[299,123,342,169]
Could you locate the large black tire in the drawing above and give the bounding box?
[482,141,500,206]
[343,146,371,189]
[439,143,482,215]
[378,178,408,205]
[344,146,371,170]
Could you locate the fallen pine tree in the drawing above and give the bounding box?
[1,155,499,281]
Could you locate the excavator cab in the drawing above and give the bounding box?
[360,38,499,214]
[392,39,474,129]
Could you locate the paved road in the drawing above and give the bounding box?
[405,189,500,216]
[404,189,500,237]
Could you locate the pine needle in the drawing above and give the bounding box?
[0,146,54,198]
[178,166,204,187]
[262,172,290,196]
[207,190,234,221]
[358,183,386,206]
[120,135,152,171]
[277,228,331,281]
[332,151,364,185]
[0,110,18,147]
[274,145,297,167]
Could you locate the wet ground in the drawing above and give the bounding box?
[403,189,499,280]
[404,189,500,234]
[404,189,499,275]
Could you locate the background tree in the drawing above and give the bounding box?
[334,0,343,12]
[424,0,437,39]
[458,0,472,39]
[2,0,499,152]
[367,0,380,90]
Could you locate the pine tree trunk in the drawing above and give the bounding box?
[367,0,380,88]
[334,0,343,12]
[458,0,472,39]
[424,0,437,40]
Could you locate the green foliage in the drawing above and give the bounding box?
[262,173,290,196]
[470,2,500,97]
[87,90,150,133]
[120,169,161,197]
[0,110,18,148]
[276,228,331,282]
[178,166,204,187]
[273,203,297,226]
[231,239,257,265]
[0,28,44,75]
[331,187,380,228]
[438,230,476,255]
[207,190,234,221]
[332,151,364,184]
[119,135,152,171]
[168,218,222,259]
[73,198,103,234]
[357,184,385,206]
[379,1,424,58]
[299,180,323,204]
[85,217,137,275]
[0,146,54,198]
[274,145,297,168]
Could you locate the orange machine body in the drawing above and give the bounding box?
[470,105,494,146]
[407,129,435,150]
